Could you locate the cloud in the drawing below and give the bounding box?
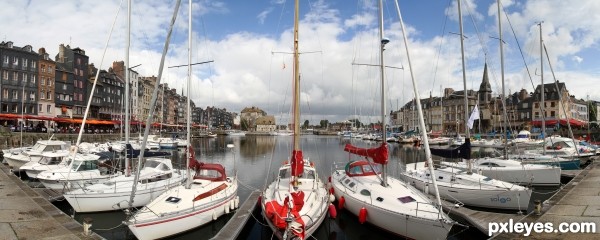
[257,8,273,24]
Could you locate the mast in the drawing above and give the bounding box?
[378,0,388,187]
[291,0,301,187]
[124,0,131,176]
[498,0,508,159]
[185,0,192,189]
[393,0,442,206]
[539,22,546,155]
[457,0,472,174]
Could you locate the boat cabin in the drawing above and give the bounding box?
[193,163,226,181]
[345,160,381,177]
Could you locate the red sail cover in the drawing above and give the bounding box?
[264,192,306,239]
[344,143,389,165]
[290,150,304,177]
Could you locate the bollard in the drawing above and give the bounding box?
[83,217,93,236]
[534,200,542,215]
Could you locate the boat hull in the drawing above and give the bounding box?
[127,179,238,240]
[401,172,531,210]
[331,172,451,240]
[64,177,184,212]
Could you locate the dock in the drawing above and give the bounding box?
[439,199,526,236]
[211,190,261,240]
[495,159,600,239]
[0,163,103,240]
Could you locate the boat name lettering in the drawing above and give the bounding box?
[490,197,511,203]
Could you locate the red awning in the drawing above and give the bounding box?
[531,119,586,127]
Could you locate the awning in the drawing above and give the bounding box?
[531,119,586,127]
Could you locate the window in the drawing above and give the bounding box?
[62,72,67,81]
[79,81,83,88]
[12,105,17,113]
[48,66,52,72]
[41,64,46,73]
[77,58,81,65]
[12,90,17,99]
[31,75,35,83]
[13,57,18,65]
[22,73,27,82]
[13,72,18,81]
[534,103,539,108]
[41,77,45,85]
[38,104,42,112]
[74,68,78,75]
[23,59,28,68]
[46,91,51,100]
[40,91,45,99]
[2,89,6,99]
[551,111,556,117]
[551,101,555,107]
[31,61,36,69]
[30,91,35,101]
[2,71,7,80]
[46,105,51,113]
[48,80,52,87]
[62,84,67,90]
[2,56,8,64]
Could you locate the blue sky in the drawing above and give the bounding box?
[2,0,600,123]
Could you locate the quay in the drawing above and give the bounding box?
[211,190,261,240]
[0,163,103,240]
[494,159,600,239]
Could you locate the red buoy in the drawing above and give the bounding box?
[358,207,367,224]
[328,204,337,219]
[338,196,345,210]
[329,187,335,195]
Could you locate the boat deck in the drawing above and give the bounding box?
[211,190,261,240]
[438,198,523,237]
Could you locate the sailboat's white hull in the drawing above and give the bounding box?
[441,159,561,186]
[331,170,452,240]
[5,155,41,171]
[64,175,184,212]
[127,179,238,240]
[402,164,531,210]
[38,171,118,191]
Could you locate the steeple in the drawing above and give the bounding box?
[478,63,492,103]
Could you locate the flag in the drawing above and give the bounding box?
[467,105,480,129]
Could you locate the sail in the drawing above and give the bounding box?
[290,150,304,177]
[430,138,471,159]
[344,143,388,165]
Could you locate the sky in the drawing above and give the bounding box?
[2,0,600,125]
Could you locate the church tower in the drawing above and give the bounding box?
[478,63,492,103]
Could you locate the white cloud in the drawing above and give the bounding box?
[2,0,600,124]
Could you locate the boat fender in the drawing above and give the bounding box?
[213,211,218,220]
[230,199,235,210]
[234,196,240,209]
[225,204,230,214]
[424,184,429,195]
[329,193,335,203]
[358,207,367,224]
[338,196,345,210]
[328,204,337,219]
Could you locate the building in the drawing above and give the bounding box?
[55,44,89,119]
[256,115,276,132]
[112,61,140,121]
[241,106,267,131]
[0,41,40,127]
[37,48,56,127]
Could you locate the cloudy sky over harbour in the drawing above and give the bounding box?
[2,0,600,124]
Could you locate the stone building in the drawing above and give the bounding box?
[241,106,267,131]
[37,48,55,126]
[256,115,276,132]
[0,41,39,123]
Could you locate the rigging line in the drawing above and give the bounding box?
[431,0,453,92]
[501,3,536,92]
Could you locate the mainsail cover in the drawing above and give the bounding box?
[344,143,388,165]
[430,138,471,159]
[290,150,304,177]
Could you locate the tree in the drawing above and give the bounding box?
[303,120,309,129]
[589,102,598,129]
[319,119,329,129]
[241,118,250,131]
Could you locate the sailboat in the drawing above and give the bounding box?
[330,1,453,239]
[401,0,532,211]
[261,1,329,239]
[126,1,238,239]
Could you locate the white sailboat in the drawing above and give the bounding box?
[126,1,238,239]
[4,139,71,171]
[37,152,121,191]
[401,0,532,211]
[21,149,70,179]
[261,1,329,239]
[331,1,454,239]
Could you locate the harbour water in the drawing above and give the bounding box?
[22,135,562,239]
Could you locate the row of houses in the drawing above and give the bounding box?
[392,64,600,135]
[0,41,235,129]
